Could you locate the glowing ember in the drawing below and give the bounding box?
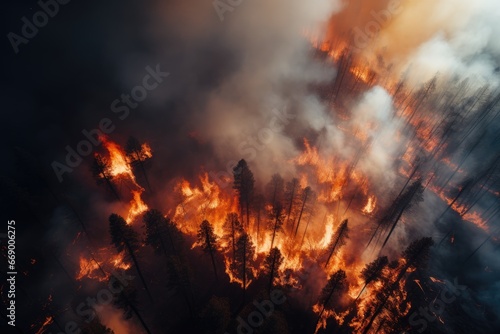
[35,316,53,334]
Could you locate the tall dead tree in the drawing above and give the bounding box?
[294,186,314,238]
[325,219,349,268]
[269,202,285,250]
[252,194,266,253]
[366,165,421,250]
[284,178,300,229]
[380,179,424,250]
[223,212,243,263]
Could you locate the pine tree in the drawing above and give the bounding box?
[355,256,388,301]
[268,202,285,250]
[223,212,243,263]
[362,237,434,334]
[315,269,347,330]
[233,159,255,227]
[143,209,180,256]
[264,247,284,292]
[109,213,152,301]
[197,220,219,280]
[325,219,349,268]
[230,232,255,302]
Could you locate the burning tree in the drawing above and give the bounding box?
[315,269,348,331]
[265,173,285,209]
[197,220,220,280]
[233,159,255,227]
[92,153,120,200]
[284,178,300,228]
[125,136,152,191]
[293,186,315,238]
[230,232,255,302]
[252,194,266,252]
[361,237,434,334]
[223,212,244,263]
[263,247,284,293]
[108,213,152,301]
[355,256,389,301]
[268,202,286,250]
[324,219,349,268]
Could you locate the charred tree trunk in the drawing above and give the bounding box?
[125,241,153,302]
[294,189,309,238]
[205,228,218,281]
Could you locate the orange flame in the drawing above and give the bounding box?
[126,190,149,224]
[35,316,53,334]
[100,136,136,181]
[362,195,377,214]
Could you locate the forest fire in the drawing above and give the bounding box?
[32,41,497,334]
[10,1,500,334]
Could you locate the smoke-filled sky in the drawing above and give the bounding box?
[2,0,500,333]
